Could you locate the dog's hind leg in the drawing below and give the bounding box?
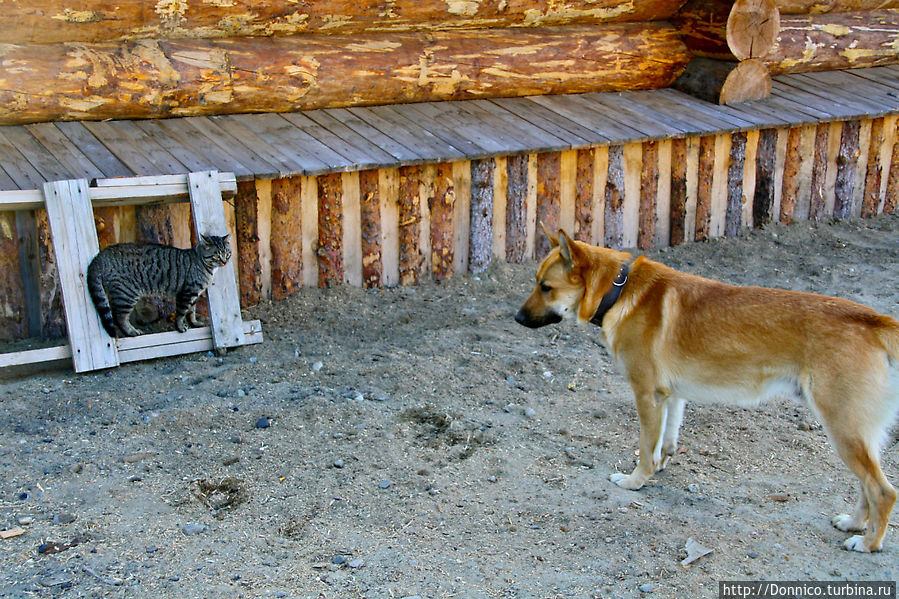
[659,398,686,471]
[832,482,869,533]
[611,384,667,490]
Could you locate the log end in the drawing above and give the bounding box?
[727,0,781,60]
[720,59,772,103]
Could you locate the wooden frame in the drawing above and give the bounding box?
[0,171,262,373]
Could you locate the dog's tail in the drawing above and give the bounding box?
[86,259,117,338]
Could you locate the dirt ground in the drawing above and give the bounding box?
[1,215,898,599]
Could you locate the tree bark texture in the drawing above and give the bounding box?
[780,127,803,224]
[317,172,343,287]
[536,153,561,259]
[505,154,529,263]
[1,0,690,44]
[887,122,899,214]
[429,163,455,280]
[469,159,495,274]
[574,149,595,243]
[834,120,861,219]
[764,10,899,74]
[234,180,262,307]
[808,123,830,221]
[753,129,778,227]
[672,0,738,58]
[358,169,382,288]
[398,165,422,286]
[861,117,885,218]
[0,24,691,126]
[0,213,26,341]
[604,146,625,250]
[270,176,304,300]
[694,136,716,241]
[726,131,747,236]
[638,141,659,250]
[669,138,689,245]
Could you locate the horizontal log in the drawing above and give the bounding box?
[672,0,737,59]
[673,58,772,104]
[0,24,691,126]
[764,10,899,74]
[0,0,689,44]
[776,0,899,14]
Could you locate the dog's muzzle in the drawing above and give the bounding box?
[515,309,562,329]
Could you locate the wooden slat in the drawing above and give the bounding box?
[430,163,455,279]
[525,153,538,258]
[505,154,529,263]
[208,115,306,177]
[15,210,42,337]
[585,93,685,139]
[317,172,344,286]
[378,168,400,286]
[358,106,467,163]
[669,138,688,245]
[528,95,643,142]
[418,164,433,277]
[655,140,672,247]
[491,157,507,261]
[396,102,496,156]
[270,176,304,300]
[322,108,421,164]
[53,122,132,179]
[234,113,340,173]
[1,126,72,182]
[535,152,561,258]
[24,123,106,181]
[469,158,494,273]
[301,175,320,287]
[491,97,599,145]
[452,161,471,274]
[466,100,571,153]
[1,320,262,369]
[359,169,382,287]
[574,148,595,242]
[0,130,45,190]
[559,150,577,236]
[726,132,747,236]
[187,171,245,349]
[280,112,383,171]
[397,165,421,285]
[638,140,659,250]
[181,117,280,179]
[42,179,119,372]
[604,145,625,249]
[342,172,363,287]
[684,137,700,243]
[82,121,167,176]
[141,119,254,178]
[303,109,402,168]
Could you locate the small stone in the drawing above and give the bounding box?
[181,523,207,536]
[146,546,159,553]
[348,558,364,569]
[378,480,391,489]
[312,361,323,372]
[17,516,34,526]
[52,512,76,525]
[523,407,536,418]
[331,555,346,565]
[487,475,497,483]
[686,483,701,493]
[542,371,553,379]
[748,552,758,559]
[332,459,345,469]
[255,417,271,429]
[639,583,655,593]
[236,389,246,398]
[831,569,842,577]
[249,357,258,364]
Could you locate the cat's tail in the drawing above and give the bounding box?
[87,259,117,338]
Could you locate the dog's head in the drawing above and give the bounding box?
[515,225,631,328]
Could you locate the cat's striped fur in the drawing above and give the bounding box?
[87,235,232,337]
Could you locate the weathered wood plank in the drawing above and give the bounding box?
[452,161,471,275]
[809,123,830,221]
[742,130,760,229]
[670,138,688,246]
[623,142,643,248]
[418,165,434,277]
[188,171,245,349]
[379,169,400,286]
[780,127,803,224]
[492,157,507,262]
[301,175,319,287]
[0,212,26,341]
[43,179,119,371]
[711,133,732,238]
[342,172,363,287]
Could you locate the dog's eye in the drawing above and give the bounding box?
[540,283,552,293]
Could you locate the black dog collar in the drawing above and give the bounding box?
[589,262,630,327]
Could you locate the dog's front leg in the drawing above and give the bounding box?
[610,389,667,491]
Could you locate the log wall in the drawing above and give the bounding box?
[4,114,897,341]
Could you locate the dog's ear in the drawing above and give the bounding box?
[558,229,577,272]
[540,222,559,247]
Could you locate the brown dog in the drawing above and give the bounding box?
[515,227,899,552]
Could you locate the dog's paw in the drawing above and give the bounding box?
[832,513,867,532]
[609,472,645,490]
[842,535,875,553]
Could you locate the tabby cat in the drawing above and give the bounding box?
[87,235,232,337]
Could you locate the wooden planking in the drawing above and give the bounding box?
[397,165,422,285]
[536,153,561,258]
[430,163,455,279]
[342,171,363,287]
[491,97,600,146]
[418,164,434,278]
[604,145,625,249]
[452,161,472,275]
[877,115,898,214]
[270,176,304,300]
[638,140,659,250]
[574,148,595,243]
[188,171,245,349]
[234,181,263,306]
[379,168,400,286]
[834,120,862,219]
[684,137,701,243]
[559,150,577,236]
[725,132,747,236]
[669,138,688,245]
[655,140,672,247]
[181,117,280,178]
[317,172,344,287]
[526,154,538,258]
[469,159,494,273]
[42,179,119,372]
[592,147,609,247]
[492,157,507,262]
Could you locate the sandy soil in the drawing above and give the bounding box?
[1,215,897,599]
